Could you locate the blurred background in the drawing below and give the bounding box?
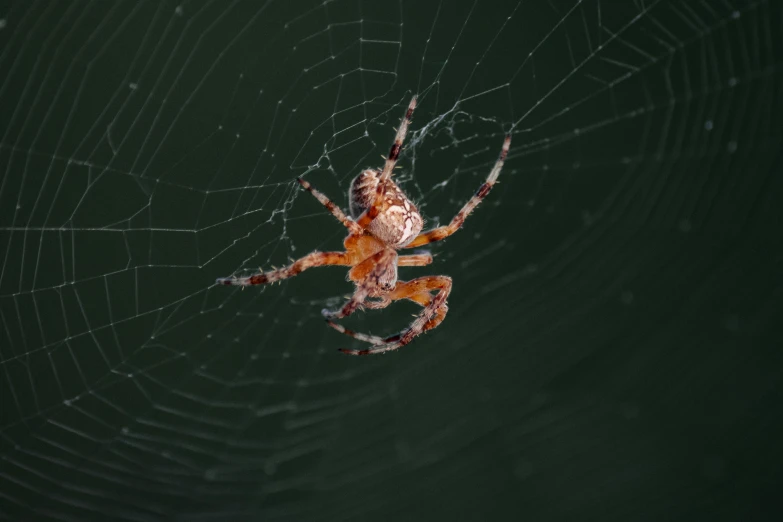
[0,0,781,520]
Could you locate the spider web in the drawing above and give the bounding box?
[1,0,782,520]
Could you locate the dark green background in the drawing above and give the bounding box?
[1,1,781,520]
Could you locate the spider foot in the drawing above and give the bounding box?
[321,297,364,319]
[216,276,258,286]
[321,307,342,319]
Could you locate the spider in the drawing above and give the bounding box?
[217,96,511,355]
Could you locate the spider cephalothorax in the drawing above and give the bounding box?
[217,96,511,355]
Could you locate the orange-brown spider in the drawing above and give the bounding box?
[217,96,511,355]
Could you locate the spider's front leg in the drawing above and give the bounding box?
[338,275,452,356]
[325,252,434,345]
[216,251,353,286]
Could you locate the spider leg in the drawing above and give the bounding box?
[296,178,364,235]
[321,249,397,319]
[405,135,511,249]
[356,96,417,229]
[338,276,452,355]
[216,251,352,286]
[397,252,433,266]
[325,321,397,346]
[325,287,432,345]
[324,296,395,345]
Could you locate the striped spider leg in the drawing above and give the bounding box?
[328,275,452,356]
[215,179,361,287]
[354,96,417,229]
[404,134,511,248]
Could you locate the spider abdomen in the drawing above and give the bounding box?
[349,169,424,248]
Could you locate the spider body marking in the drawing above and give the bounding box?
[217,95,511,355]
[349,170,424,248]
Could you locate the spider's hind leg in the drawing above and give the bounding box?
[297,178,363,235]
[355,96,417,228]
